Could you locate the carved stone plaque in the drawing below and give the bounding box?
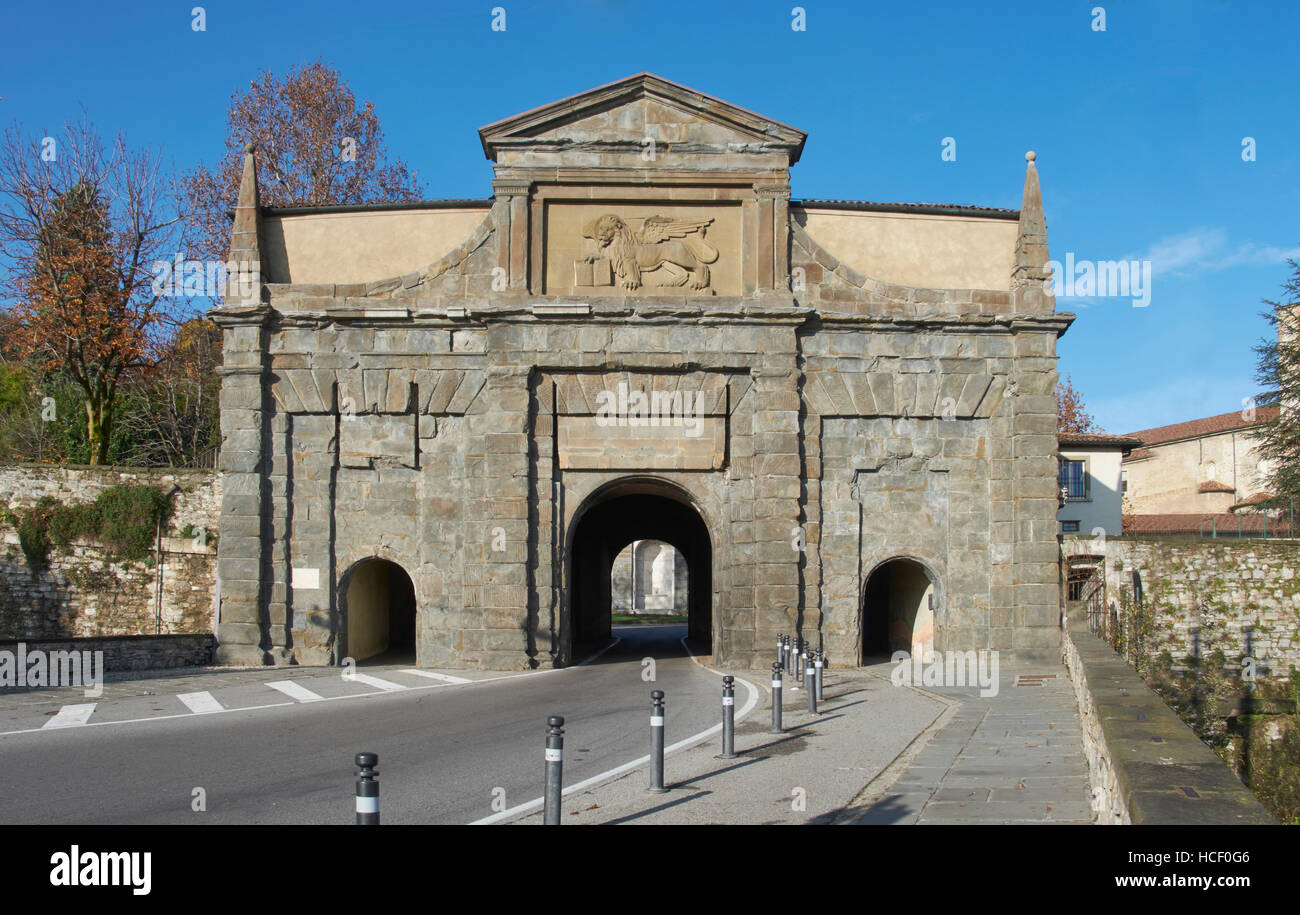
[545,202,741,296]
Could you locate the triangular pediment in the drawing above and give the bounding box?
[479,73,807,166]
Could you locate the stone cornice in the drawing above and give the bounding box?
[208,303,271,327]
[216,365,265,377]
[490,179,531,197]
[267,301,1074,336]
[478,72,807,164]
[815,311,1075,336]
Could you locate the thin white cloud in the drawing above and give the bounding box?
[1132,227,1226,276]
[1205,243,1300,271]
[1126,227,1299,278]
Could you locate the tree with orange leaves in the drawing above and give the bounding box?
[1056,374,1101,434]
[0,115,187,464]
[181,60,424,265]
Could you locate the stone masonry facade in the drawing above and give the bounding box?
[211,74,1071,670]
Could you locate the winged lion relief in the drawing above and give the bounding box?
[580,214,721,292]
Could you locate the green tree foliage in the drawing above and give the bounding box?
[1253,257,1300,503]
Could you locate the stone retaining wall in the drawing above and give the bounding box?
[0,633,217,673]
[0,466,220,641]
[1061,615,1129,823]
[1063,535,1300,680]
[1061,613,1274,824]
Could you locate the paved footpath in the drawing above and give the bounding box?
[514,659,1095,825]
[845,667,1094,824]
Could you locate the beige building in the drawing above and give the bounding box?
[1122,407,1277,534]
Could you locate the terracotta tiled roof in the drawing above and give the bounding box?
[793,199,1019,219]
[1230,491,1276,511]
[1124,406,1278,447]
[260,199,493,216]
[1198,480,1236,494]
[1059,432,1143,450]
[1123,513,1276,535]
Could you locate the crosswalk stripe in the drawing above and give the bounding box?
[347,673,407,692]
[177,691,224,714]
[266,680,324,703]
[43,703,96,729]
[399,669,472,684]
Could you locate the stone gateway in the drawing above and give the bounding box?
[211,73,1071,670]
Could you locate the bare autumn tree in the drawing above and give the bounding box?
[115,316,222,467]
[0,115,189,465]
[181,59,425,264]
[1056,374,1101,434]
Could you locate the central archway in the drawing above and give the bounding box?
[568,480,712,653]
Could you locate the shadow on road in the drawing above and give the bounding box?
[573,623,701,667]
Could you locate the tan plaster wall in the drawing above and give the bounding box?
[263,208,489,285]
[1123,431,1267,514]
[797,208,1017,291]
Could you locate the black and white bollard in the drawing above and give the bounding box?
[815,649,825,702]
[806,653,818,714]
[769,662,784,734]
[797,639,807,686]
[355,752,379,825]
[721,675,737,759]
[777,633,785,668]
[648,690,667,793]
[544,715,564,825]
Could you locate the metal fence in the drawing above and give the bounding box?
[1197,505,1296,539]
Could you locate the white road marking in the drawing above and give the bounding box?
[42,704,96,729]
[266,680,324,703]
[399,669,470,684]
[347,673,407,692]
[469,638,760,826]
[177,691,224,714]
[1,635,627,738]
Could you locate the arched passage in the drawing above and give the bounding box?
[341,558,417,663]
[612,540,688,616]
[862,558,937,661]
[569,482,712,652]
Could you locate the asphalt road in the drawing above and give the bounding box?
[0,625,744,825]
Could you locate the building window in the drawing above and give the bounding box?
[1061,520,1080,533]
[1059,459,1088,501]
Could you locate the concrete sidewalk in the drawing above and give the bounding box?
[513,662,1095,825]
[846,669,1094,824]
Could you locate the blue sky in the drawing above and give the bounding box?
[2,0,1296,434]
